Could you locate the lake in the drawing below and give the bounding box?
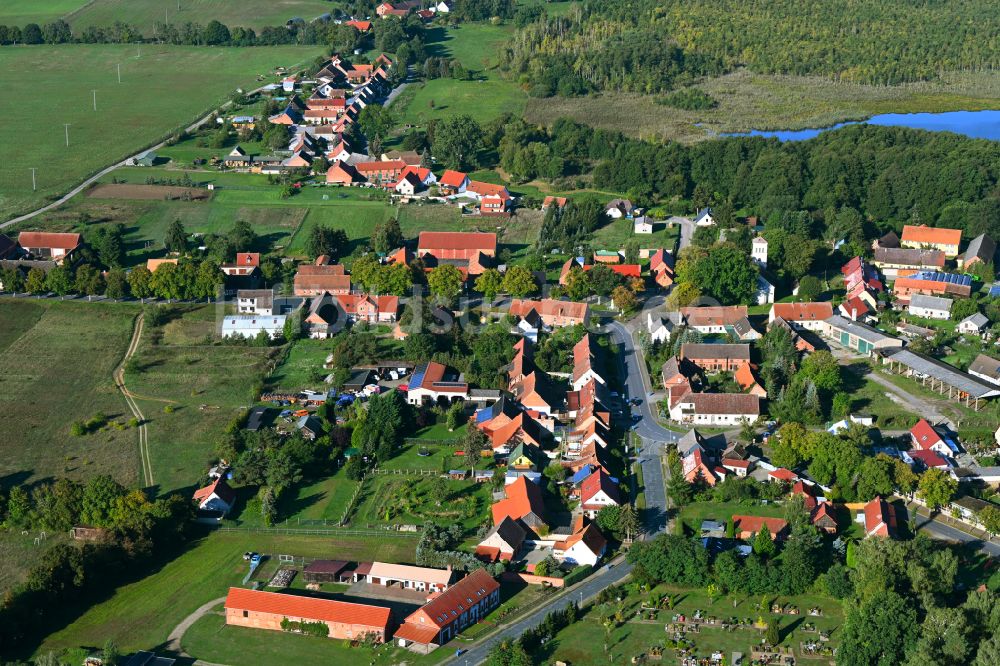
[725,109,1000,141]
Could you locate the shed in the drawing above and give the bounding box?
[302,559,349,583]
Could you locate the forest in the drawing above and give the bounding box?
[476,116,1000,253]
[503,0,1000,95]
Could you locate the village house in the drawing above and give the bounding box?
[553,521,607,566]
[893,271,973,302]
[647,311,682,343]
[571,334,605,391]
[224,587,391,641]
[862,496,896,538]
[680,306,753,336]
[756,275,775,305]
[605,199,634,219]
[580,469,622,518]
[661,356,696,397]
[752,235,768,267]
[220,252,260,277]
[393,569,501,653]
[542,196,568,210]
[649,248,675,288]
[735,363,768,397]
[768,302,834,330]
[326,160,361,184]
[359,562,453,593]
[679,343,750,373]
[476,517,526,562]
[354,160,406,187]
[693,207,715,226]
[732,515,788,541]
[968,354,1000,384]
[900,224,962,257]
[418,231,497,259]
[668,392,762,426]
[873,246,946,281]
[293,262,351,296]
[508,298,589,328]
[907,294,953,320]
[407,361,469,405]
[491,476,546,530]
[682,448,717,486]
[221,315,286,340]
[335,294,400,323]
[192,477,237,516]
[438,170,470,195]
[909,418,959,457]
[960,233,996,269]
[958,312,989,336]
[17,231,81,263]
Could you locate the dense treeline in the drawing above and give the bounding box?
[504,0,1000,95]
[485,115,1000,246]
[0,476,194,652]
[0,16,367,48]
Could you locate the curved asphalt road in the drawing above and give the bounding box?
[449,318,678,665]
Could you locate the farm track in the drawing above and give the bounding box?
[115,313,153,486]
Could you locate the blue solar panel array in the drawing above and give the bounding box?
[909,271,972,287]
[410,363,428,389]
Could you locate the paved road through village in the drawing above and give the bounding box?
[450,318,677,665]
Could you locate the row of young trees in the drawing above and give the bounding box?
[0,17,367,49]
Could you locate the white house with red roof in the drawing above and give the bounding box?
[553,520,607,566]
[17,231,81,263]
[438,170,469,194]
[406,361,469,405]
[862,496,896,538]
[768,467,799,484]
[192,478,237,516]
[579,469,621,518]
[909,419,958,457]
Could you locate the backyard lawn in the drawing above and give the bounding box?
[350,473,491,531]
[36,530,418,659]
[0,299,140,486]
[677,501,786,535]
[0,45,320,221]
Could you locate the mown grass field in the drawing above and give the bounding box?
[0,44,319,220]
[0,299,140,486]
[393,23,527,126]
[36,530,419,658]
[124,305,278,494]
[67,0,339,31]
[0,0,87,25]
[525,69,1000,141]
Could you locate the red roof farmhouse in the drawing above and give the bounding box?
[418,231,497,259]
[224,587,392,641]
[394,568,501,653]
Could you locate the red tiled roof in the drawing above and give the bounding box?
[909,419,943,450]
[192,478,237,506]
[901,225,962,247]
[909,449,949,468]
[769,468,798,482]
[580,469,621,506]
[467,180,510,199]
[418,231,497,253]
[509,298,588,322]
[355,160,405,172]
[543,196,568,208]
[791,481,818,510]
[224,587,390,628]
[771,302,834,322]
[407,569,499,630]
[439,170,468,188]
[18,231,81,250]
[584,264,641,277]
[680,306,749,327]
[864,496,895,537]
[491,476,544,525]
[733,515,788,537]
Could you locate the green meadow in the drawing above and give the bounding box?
[0,44,319,221]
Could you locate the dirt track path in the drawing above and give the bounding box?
[115,313,153,486]
[165,596,227,657]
